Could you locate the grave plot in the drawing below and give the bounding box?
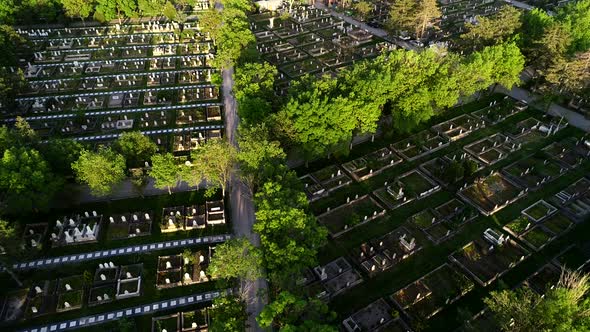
[152,308,210,332]
[463,133,521,165]
[342,298,409,332]
[178,86,219,103]
[137,110,172,129]
[21,223,48,250]
[431,114,485,141]
[111,74,144,88]
[147,71,176,87]
[549,177,590,207]
[420,150,482,187]
[559,190,590,222]
[105,212,153,240]
[391,129,449,161]
[471,97,522,124]
[173,131,208,153]
[553,244,590,271]
[50,211,102,247]
[341,147,402,181]
[522,200,558,222]
[502,153,568,191]
[59,117,98,136]
[301,165,352,201]
[311,257,363,298]
[352,226,422,277]
[185,204,207,230]
[99,114,135,132]
[23,280,57,319]
[457,309,500,332]
[55,275,85,312]
[409,199,479,244]
[161,206,186,233]
[449,228,530,286]
[373,170,440,210]
[390,263,474,321]
[523,262,562,295]
[505,117,562,145]
[543,137,590,169]
[156,248,213,289]
[316,195,386,238]
[205,200,226,225]
[458,172,525,216]
[89,263,143,306]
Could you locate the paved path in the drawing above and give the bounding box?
[18,289,227,332]
[8,234,231,272]
[497,86,590,133]
[222,64,267,330]
[503,0,536,11]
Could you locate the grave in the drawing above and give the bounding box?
[458,172,525,216]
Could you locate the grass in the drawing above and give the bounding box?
[522,227,552,250]
[505,216,531,236]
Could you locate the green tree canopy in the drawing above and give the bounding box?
[41,139,83,176]
[557,0,590,53]
[188,139,236,193]
[72,147,126,196]
[61,0,95,21]
[208,237,262,281]
[114,131,157,168]
[485,270,590,331]
[460,5,522,51]
[210,295,247,332]
[257,291,337,331]
[149,152,180,194]
[237,123,285,191]
[0,147,61,213]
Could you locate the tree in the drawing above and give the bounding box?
[189,139,236,194]
[116,318,136,332]
[210,295,247,332]
[460,5,521,51]
[137,0,165,16]
[93,0,117,22]
[0,0,16,24]
[209,237,262,281]
[544,50,590,95]
[533,23,572,71]
[480,42,525,90]
[254,179,327,284]
[41,139,83,176]
[61,0,94,23]
[354,1,372,21]
[0,147,61,214]
[257,291,337,331]
[557,0,590,53]
[115,0,138,23]
[114,131,157,168]
[387,0,417,34]
[0,219,24,287]
[414,0,441,39]
[149,153,180,194]
[485,270,590,331]
[162,1,177,20]
[233,62,278,124]
[72,147,126,196]
[0,68,26,109]
[237,124,285,192]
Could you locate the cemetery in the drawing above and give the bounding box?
[3,21,223,150]
[151,307,210,332]
[543,137,590,169]
[106,211,153,240]
[553,244,590,271]
[50,211,102,246]
[420,150,482,187]
[449,228,530,286]
[317,194,386,237]
[471,97,523,124]
[311,257,364,298]
[458,172,525,216]
[21,223,48,250]
[523,262,562,295]
[390,129,450,161]
[431,114,485,141]
[341,147,403,181]
[502,153,567,191]
[90,263,143,306]
[156,248,212,289]
[352,226,423,277]
[373,170,441,209]
[300,165,352,201]
[463,133,521,165]
[161,201,225,232]
[249,6,394,83]
[409,198,479,243]
[342,298,407,332]
[390,263,474,321]
[548,177,590,222]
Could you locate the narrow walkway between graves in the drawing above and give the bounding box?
[18,289,227,332]
[7,234,231,272]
